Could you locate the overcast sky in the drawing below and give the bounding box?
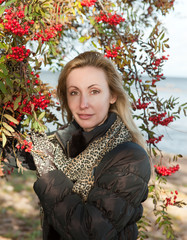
[161,0,187,78]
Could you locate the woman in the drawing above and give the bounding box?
[4,51,151,239]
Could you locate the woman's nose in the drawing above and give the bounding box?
[80,94,89,109]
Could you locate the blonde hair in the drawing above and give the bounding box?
[57,51,146,149]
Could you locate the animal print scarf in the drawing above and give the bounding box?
[52,115,132,201]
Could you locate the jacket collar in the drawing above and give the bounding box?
[55,112,117,157]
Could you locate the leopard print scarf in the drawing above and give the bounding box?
[52,116,132,201]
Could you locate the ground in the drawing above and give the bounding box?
[142,152,187,240]
[0,153,186,240]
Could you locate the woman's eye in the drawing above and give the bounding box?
[70,91,78,96]
[91,89,100,95]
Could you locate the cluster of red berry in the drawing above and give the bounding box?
[165,190,178,207]
[6,46,31,62]
[104,45,123,58]
[152,73,164,85]
[2,5,62,43]
[32,24,63,43]
[0,0,5,4]
[16,139,33,152]
[22,94,50,114]
[96,11,125,26]
[3,93,50,125]
[3,7,34,37]
[147,134,164,144]
[154,164,180,176]
[81,0,97,7]
[149,112,174,126]
[152,56,169,70]
[135,98,150,110]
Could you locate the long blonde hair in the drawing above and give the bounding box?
[57,51,146,149]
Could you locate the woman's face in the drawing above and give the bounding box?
[66,66,117,132]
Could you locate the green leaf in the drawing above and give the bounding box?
[163,38,169,43]
[166,231,172,239]
[0,63,8,75]
[91,41,97,48]
[0,56,6,64]
[0,81,7,94]
[0,6,6,16]
[79,36,87,43]
[51,46,57,56]
[14,95,22,111]
[5,76,13,87]
[0,71,5,78]
[89,16,95,26]
[156,216,161,224]
[160,32,165,41]
[0,42,8,50]
[3,114,19,124]
[28,4,32,14]
[2,128,12,137]
[152,147,157,156]
[0,23,4,30]
[2,132,7,148]
[164,44,170,48]
[23,117,30,126]
[24,5,28,16]
[32,120,39,130]
[38,111,45,120]
[5,0,17,7]
[2,122,15,132]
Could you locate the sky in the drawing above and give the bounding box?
[161,0,187,78]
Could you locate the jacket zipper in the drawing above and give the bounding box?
[66,141,70,158]
[55,132,68,156]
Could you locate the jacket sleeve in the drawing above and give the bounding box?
[33,142,151,240]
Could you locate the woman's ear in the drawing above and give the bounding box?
[110,94,117,104]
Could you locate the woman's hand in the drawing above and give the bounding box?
[29,131,57,176]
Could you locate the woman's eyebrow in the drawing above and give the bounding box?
[88,84,100,88]
[67,84,100,89]
[67,86,79,89]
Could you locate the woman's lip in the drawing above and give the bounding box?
[78,114,93,120]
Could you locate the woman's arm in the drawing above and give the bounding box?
[33,143,151,240]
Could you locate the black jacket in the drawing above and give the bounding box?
[33,114,151,240]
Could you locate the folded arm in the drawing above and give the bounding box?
[33,143,151,240]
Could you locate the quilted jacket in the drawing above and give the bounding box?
[33,113,151,240]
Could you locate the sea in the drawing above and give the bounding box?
[40,71,187,156]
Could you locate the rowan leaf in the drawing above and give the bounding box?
[5,76,13,87]
[23,117,30,126]
[13,95,22,111]
[0,6,6,16]
[2,132,7,148]
[0,81,7,94]
[5,0,17,7]
[2,122,15,132]
[24,5,28,16]
[2,128,12,137]
[0,63,8,75]
[38,111,45,120]
[3,114,19,124]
